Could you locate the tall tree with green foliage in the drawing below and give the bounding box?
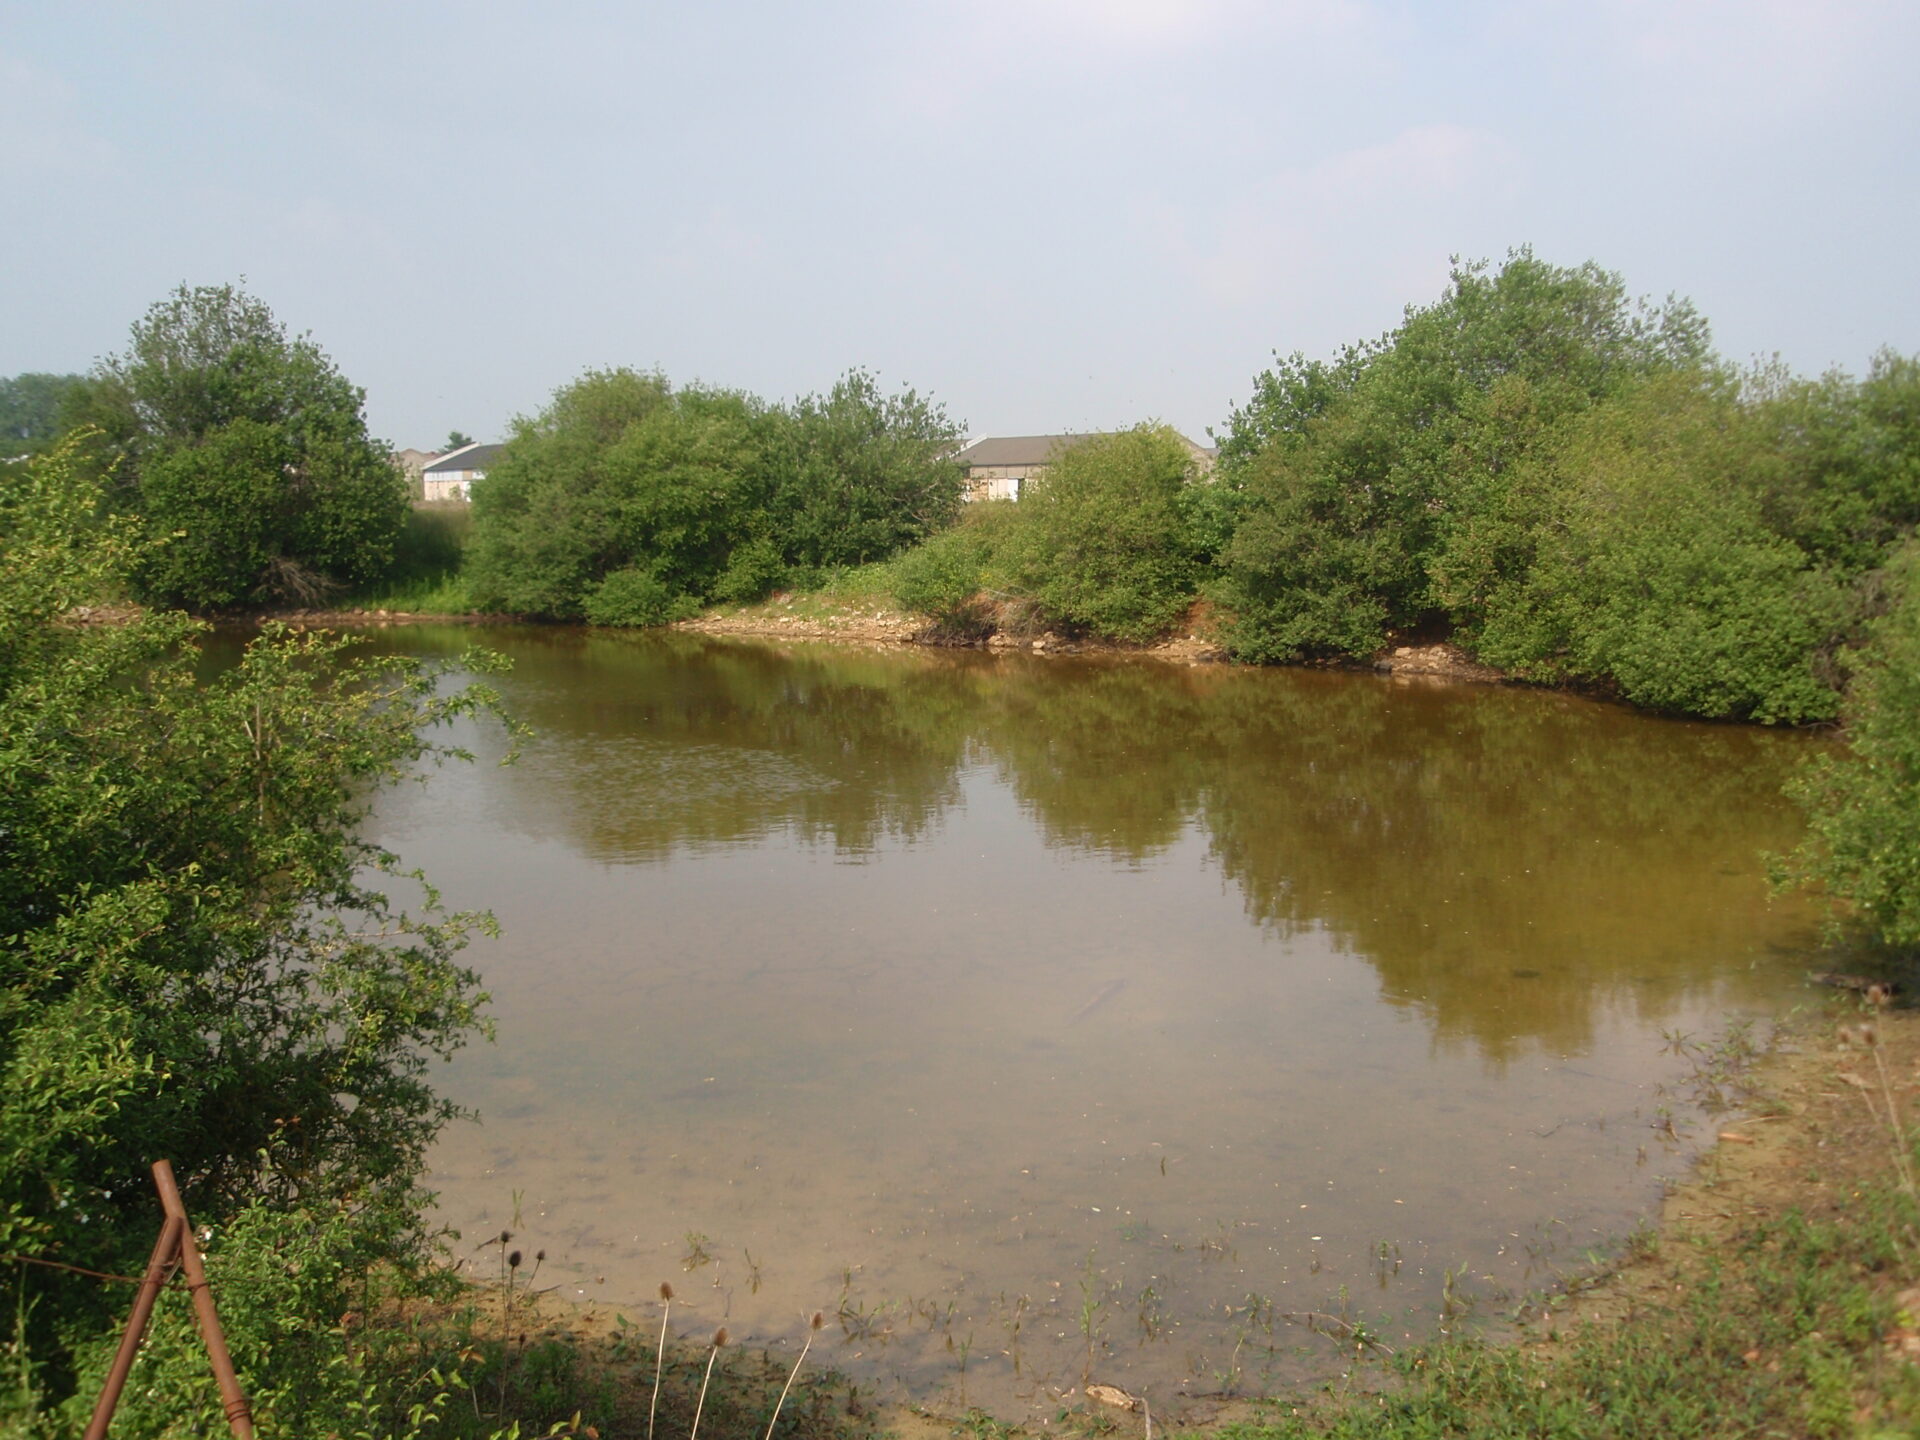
[1216,250,1712,661]
[0,438,505,1428]
[67,282,408,609]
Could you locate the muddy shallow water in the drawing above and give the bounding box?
[344,626,1822,1418]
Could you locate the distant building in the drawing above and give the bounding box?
[391,447,441,498]
[955,432,1214,501]
[421,442,502,502]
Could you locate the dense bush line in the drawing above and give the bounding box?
[465,367,963,623]
[877,253,1920,953]
[1206,253,1920,724]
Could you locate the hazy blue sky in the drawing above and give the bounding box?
[4,1,1916,448]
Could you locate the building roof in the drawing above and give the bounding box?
[954,434,1106,468]
[422,442,504,473]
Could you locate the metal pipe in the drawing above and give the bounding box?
[151,1160,255,1440]
[81,1213,185,1440]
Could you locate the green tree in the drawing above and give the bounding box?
[1211,346,1371,476]
[466,368,764,621]
[1785,537,1920,950]
[445,428,475,449]
[0,438,505,1425]
[1471,371,1848,722]
[0,372,84,455]
[469,366,968,622]
[1009,424,1207,642]
[1745,349,1920,573]
[763,369,966,576]
[1217,251,1711,661]
[68,282,408,609]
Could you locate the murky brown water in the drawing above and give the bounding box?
[346,626,1822,1417]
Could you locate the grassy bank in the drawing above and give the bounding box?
[1181,994,1920,1440]
[335,502,477,614]
[692,560,906,623]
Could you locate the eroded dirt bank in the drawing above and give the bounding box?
[674,599,1504,680]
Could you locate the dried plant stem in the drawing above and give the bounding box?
[1866,1034,1919,1201]
[647,1285,673,1440]
[689,1327,729,1440]
[763,1313,825,1440]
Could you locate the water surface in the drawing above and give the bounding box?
[351,627,1820,1416]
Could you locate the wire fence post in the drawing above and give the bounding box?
[80,1159,256,1440]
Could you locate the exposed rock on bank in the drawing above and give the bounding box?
[677,600,1235,666]
[676,604,923,644]
[1371,642,1506,683]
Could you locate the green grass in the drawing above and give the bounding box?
[699,560,908,622]
[1197,1178,1920,1440]
[336,504,478,614]
[340,569,477,615]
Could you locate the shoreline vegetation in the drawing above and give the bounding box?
[6,255,1920,1434]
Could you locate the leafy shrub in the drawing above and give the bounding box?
[710,533,788,605]
[468,370,762,621]
[1472,373,1848,722]
[765,369,966,570]
[67,283,407,609]
[1010,424,1206,642]
[584,565,701,626]
[891,502,1019,633]
[1217,251,1710,660]
[0,440,505,1424]
[1786,538,1920,949]
[469,366,963,624]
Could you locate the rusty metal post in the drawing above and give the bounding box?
[151,1160,255,1440]
[81,1213,185,1440]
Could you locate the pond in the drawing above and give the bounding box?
[349,626,1822,1417]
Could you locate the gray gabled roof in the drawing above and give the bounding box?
[954,434,1107,468]
[422,442,504,473]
